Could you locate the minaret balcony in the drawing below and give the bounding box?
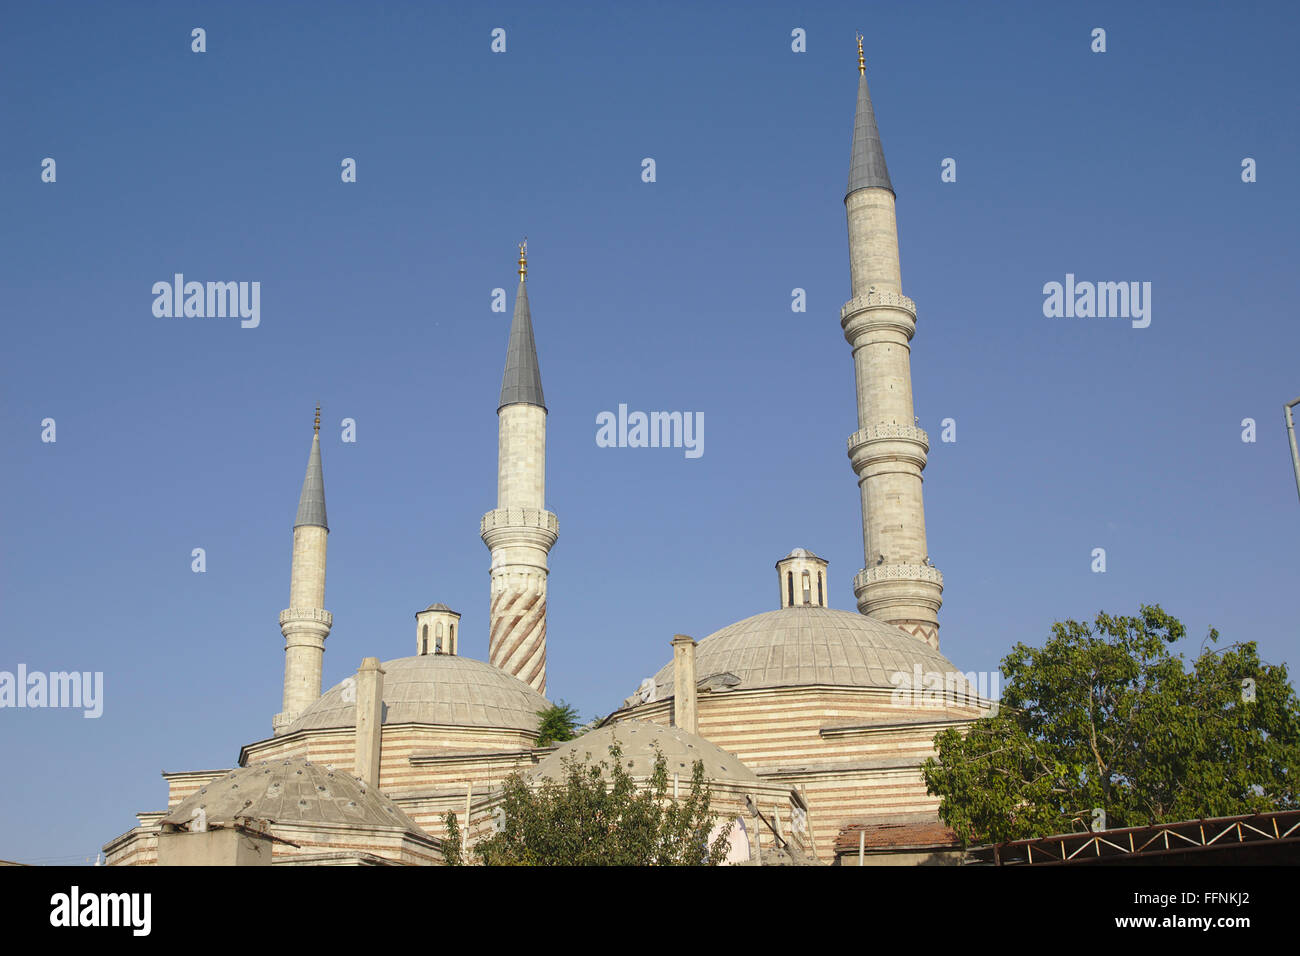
[841,289,917,342]
[279,607,333,628]
[480,508,559,535]
[847,423,929,471]
[841,289,916,321]
[480,508,560,554]
[854,563,944,590]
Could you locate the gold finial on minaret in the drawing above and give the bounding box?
[857,33,865,75]
[518,238,528,280]
[314,403,320,435]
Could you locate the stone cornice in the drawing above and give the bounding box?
[820,717,975,739]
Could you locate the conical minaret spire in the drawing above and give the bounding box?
[274,407,334,733]
[481,241,558,694]
[498,240,546,411]
[847,34,893,197]
[294,405,328,530]
[841,40,944,650]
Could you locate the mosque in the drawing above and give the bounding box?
[102,41,993,867]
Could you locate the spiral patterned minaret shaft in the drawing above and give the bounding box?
[481,242,557,694]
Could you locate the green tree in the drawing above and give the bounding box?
[446,740,733,865]
[441,811,463,866]
[535,701,583,747]
[923,605,1300,845]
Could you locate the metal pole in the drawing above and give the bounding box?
[1286,398,1300,505]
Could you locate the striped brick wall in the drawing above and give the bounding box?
[615,684,986,863]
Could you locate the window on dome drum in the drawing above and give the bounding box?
[818,572,824,607]
[449,623,455,653]
[435,622,444,654]
[421,624,428,655]
[787,572,794,607]
[802,570,811,605]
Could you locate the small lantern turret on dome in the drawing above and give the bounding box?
[415,603,461,656]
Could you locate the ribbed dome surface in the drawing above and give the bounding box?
[648,607,969,699]
[532,720,759,786]
[287,655,549,733]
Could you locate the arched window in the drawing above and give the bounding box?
[801,570,811,605]
[787,572,794,607]
[818,572,824,607]
[435,622,444,654]
[421,624,428,655]
[449,623,455,654]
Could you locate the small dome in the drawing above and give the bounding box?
[644,607,971,699]
[287,655,549,734]
[161,757,417,830]
[786,548,817,559]
[532,720,760,787]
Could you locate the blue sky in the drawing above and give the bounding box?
[2,1,1297,863]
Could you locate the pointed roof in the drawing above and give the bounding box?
[498,278,547,411]
[847,72,893,197]
[294,432,328,531]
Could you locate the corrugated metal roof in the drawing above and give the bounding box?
[498,279,546,411]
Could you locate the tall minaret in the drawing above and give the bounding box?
[481,241,558,694]
[842,36,944,650]
[273,405,334,734]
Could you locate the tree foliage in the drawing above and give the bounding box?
[443,741,734,865]
[440,810,462,866]
[923,605,1300,845]
[535,701,583,747]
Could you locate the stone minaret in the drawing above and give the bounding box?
[481,241,558,693]
[273,406,334,734]
[842,37,944,650]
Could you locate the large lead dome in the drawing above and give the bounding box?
[646,606,969,700]
[287,655,549,734]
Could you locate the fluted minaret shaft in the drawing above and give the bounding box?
[273,420,333,734]
[482,255,557,694]
[842,60,944,650]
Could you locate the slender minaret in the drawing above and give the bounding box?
[273,405,334,733]
[842,36,944,650]
[481,241,558,694]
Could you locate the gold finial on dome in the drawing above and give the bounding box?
[518,238,528,280]
[857,33,865,75]
[314,403,320,435]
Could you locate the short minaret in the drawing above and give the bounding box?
[481,241,558,694]
[415,603,461,655]
[273,406,334,734]
[841,36,944,649]
[776,549,829,608]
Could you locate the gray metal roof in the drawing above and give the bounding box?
[498,279,547,411]
[847,73,893,197]
[532,720,760,787]
[287,654,549,733]
[647,607,971,698]
[162,757,418,830]
[293,433,328,531]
